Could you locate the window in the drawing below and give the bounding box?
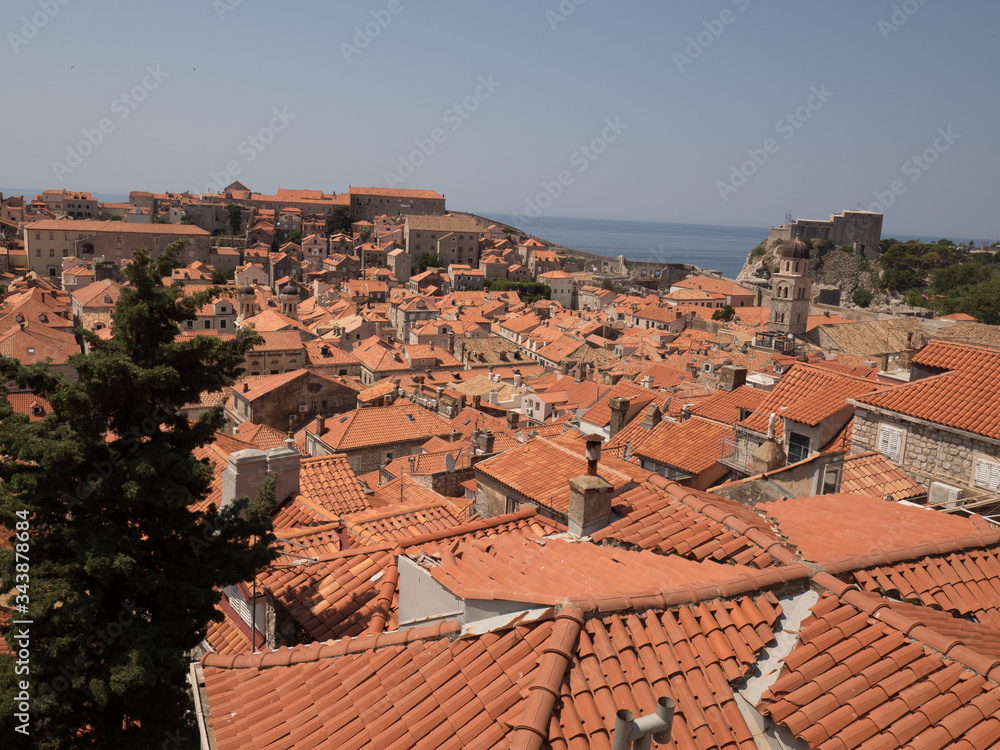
[878,425,903,463]
[220,320,227,329]
[822,466,841,494]
[974,458,1000,491]
[787,432,810,464]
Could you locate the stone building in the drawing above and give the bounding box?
[849,340,1000,502]
[350,187,445,223]
[303,402,458,474]
[226,369,357,434]
[767,209,883,260]
[767,239,812,337]
[23,219,211,278]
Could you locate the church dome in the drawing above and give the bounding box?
[239,284,254,296]
[279,282,297,296]
[780,239,810,260]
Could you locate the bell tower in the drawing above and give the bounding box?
[768,239,812,336]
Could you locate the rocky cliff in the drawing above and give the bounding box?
[736,236,888,310]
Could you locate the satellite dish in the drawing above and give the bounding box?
[445,453,457,472]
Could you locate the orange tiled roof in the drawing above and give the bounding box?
[579,379,656,428]
[853,545,1000,630]
[202,593,782,750]
[592,476,781,568]
[204,594,258,656]
[759,492,986,563]
[628,417,729,477]
[421,535,769,606]
[852,340,1000,439]
[316,403,455,452]
[685,386,766,425]
[840,451,925,501]
[742,364,882,437]
[475,436,650,514]
[759,584,1000,750]
[6,391,52,421]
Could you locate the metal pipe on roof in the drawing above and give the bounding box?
[612,697,675,750]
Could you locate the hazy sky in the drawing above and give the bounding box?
[4,0,998,240]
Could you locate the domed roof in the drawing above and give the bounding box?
[239,283,254,296]
[280,282,298,296]
[781,239,810,260]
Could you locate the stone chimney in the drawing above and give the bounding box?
[642,403,661,429]
[479,429,495,455]
[609,397,630,438]
[560,360,571,376]
[718,365,748,392]
[221,449,269,509]
[507,410,518,430]
[267,444,301,504]
[641,375,654,389]
[568,436,613,536]
[316,415,326,436]
[751,414,786,474]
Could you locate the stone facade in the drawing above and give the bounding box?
[851,407,1000,492]
[767,210,883,261]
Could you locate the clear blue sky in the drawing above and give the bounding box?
[4,0,998,240]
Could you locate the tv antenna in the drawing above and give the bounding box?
[784,211,793,225]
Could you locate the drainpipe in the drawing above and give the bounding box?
[612,697,675,750]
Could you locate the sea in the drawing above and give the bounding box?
[483,214,990,281]
[483,214,765,280]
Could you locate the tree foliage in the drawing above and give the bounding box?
[484,279,550,304]
[413,253,443,274]
[225,204,243,237]
[712,304,735,322]
[324,206,351,237]
[0,242,277,748]
[852,288,874,308]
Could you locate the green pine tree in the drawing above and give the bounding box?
[0,242,277,749]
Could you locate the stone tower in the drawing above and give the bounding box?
[236,284,256,323]
[279,282,299,320]
[768,239,812,337]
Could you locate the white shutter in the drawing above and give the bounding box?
[975,459,1000,491]
[878,426,902,462]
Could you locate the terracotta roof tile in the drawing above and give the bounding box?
[424,536,762,606]
[203,592,781,750]
[853,546,1000,630]
[759,493,984,563]
[759,591,1000,750]
[685,385,767,425]
[840,451,925,502]
[592,478,781,568]
[627,417,729,477]
[315,403,456,452]
[853,340,1000,440]
[474,436,650,514]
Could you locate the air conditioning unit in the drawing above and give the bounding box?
[298,404,308,413]
[929,481,964,509]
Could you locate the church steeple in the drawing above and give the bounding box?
[767,239,812,336]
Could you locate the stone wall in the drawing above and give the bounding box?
[852,408,1000,490]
